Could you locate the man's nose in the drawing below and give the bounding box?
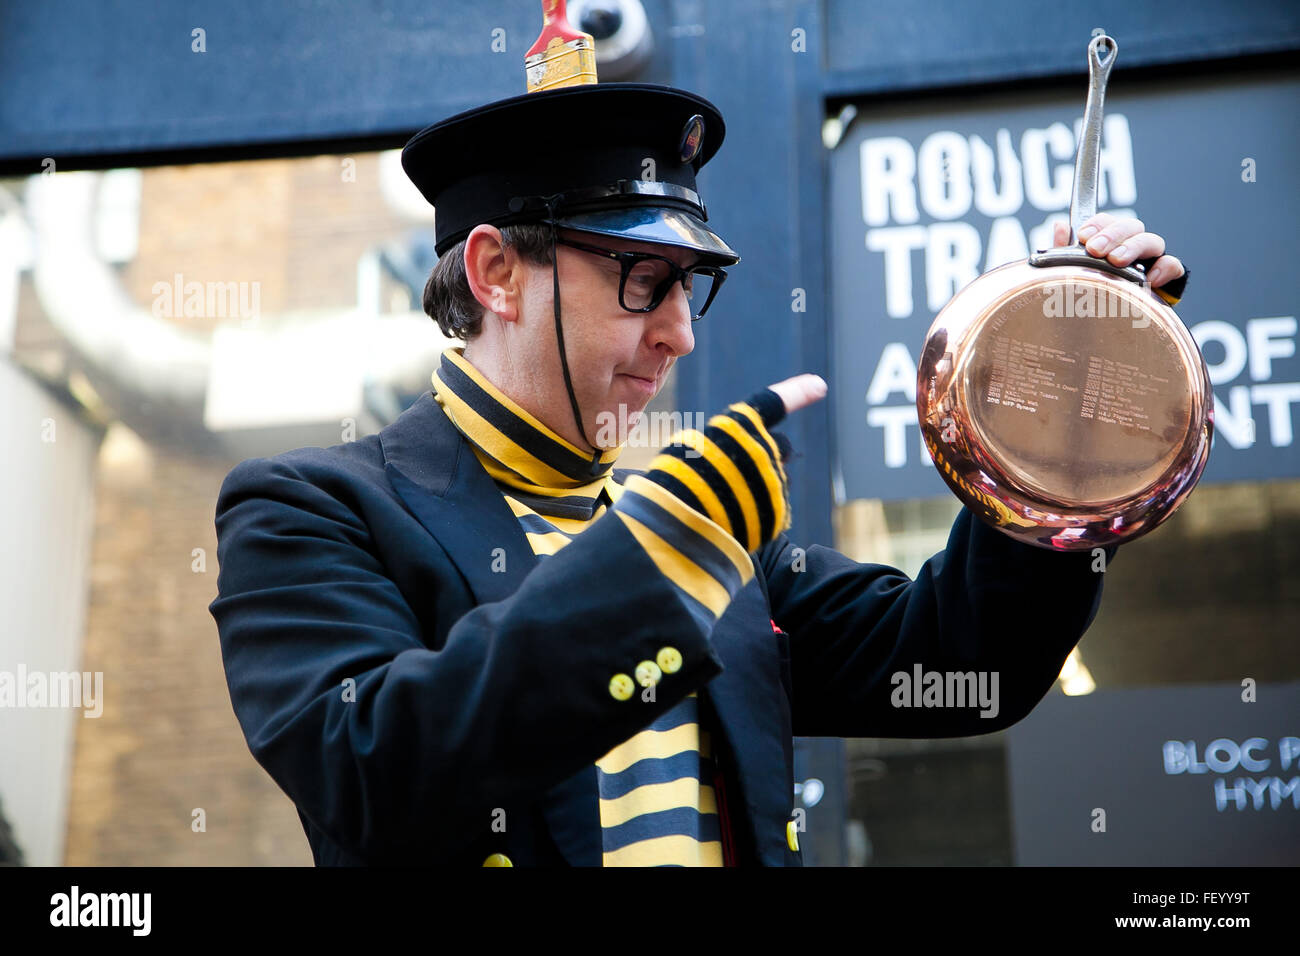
[651,281,695,356]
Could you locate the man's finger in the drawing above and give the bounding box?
[1145,254,1184,289]
[767,374,828,416]
[1075,211,1116,242]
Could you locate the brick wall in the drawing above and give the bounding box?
[63,427,312,865]
[59,153,418,865]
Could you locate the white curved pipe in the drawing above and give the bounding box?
[25,172,211,406]
[22,171,448,435]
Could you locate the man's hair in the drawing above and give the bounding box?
[422,223,556,340]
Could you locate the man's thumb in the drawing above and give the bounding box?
[767,374,828,417]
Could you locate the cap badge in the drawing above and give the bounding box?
[678,114,705,163]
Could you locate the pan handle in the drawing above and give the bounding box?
[1068,34,1118,245]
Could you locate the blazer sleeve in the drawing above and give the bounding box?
[758,506,1115,738]
[209,455,741,864]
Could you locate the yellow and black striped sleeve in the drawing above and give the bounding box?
[1135,254,1189,306]
[612,389,793,634]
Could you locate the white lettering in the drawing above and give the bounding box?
[1021,122,1074,211]
[865,342,917,404]
[866,226,926,318]
[1251,382,1300,447]
[1192,321,1249,385]
[1212,387,1256,449]
[984,216,1030,270]
[861,136,918,226]
[1246,316,1297,381]
[918,131,972,220]
[926,222,981,312]
[866,406,916,468]
[970,129,1024,218]
[50,886,150,936]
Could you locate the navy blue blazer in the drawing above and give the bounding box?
[209,389,1110,866]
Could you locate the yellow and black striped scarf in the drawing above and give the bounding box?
[429,346,727,865]
[431,346,624,521]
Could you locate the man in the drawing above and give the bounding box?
[209,82,1186,866]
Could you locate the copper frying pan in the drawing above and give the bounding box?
[916,34,1213,551]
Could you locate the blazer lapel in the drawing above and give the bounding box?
[377,390,601,865]
[378,390,538,605]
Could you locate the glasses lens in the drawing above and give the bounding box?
[617,255,723,317]
[683,271,719,318]
[622,258,675,310]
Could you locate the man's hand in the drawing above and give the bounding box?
[640,374,828,550]
[1053,212,1185,290]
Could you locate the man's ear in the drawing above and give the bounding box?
[464,224,524,323]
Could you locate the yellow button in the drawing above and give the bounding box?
[609,673,635,700]
[634,660,662,687]
[482,853,513,867]
[786,820,800,853]
[656,647,682,674]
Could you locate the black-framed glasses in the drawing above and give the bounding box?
[554,236,728,321]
